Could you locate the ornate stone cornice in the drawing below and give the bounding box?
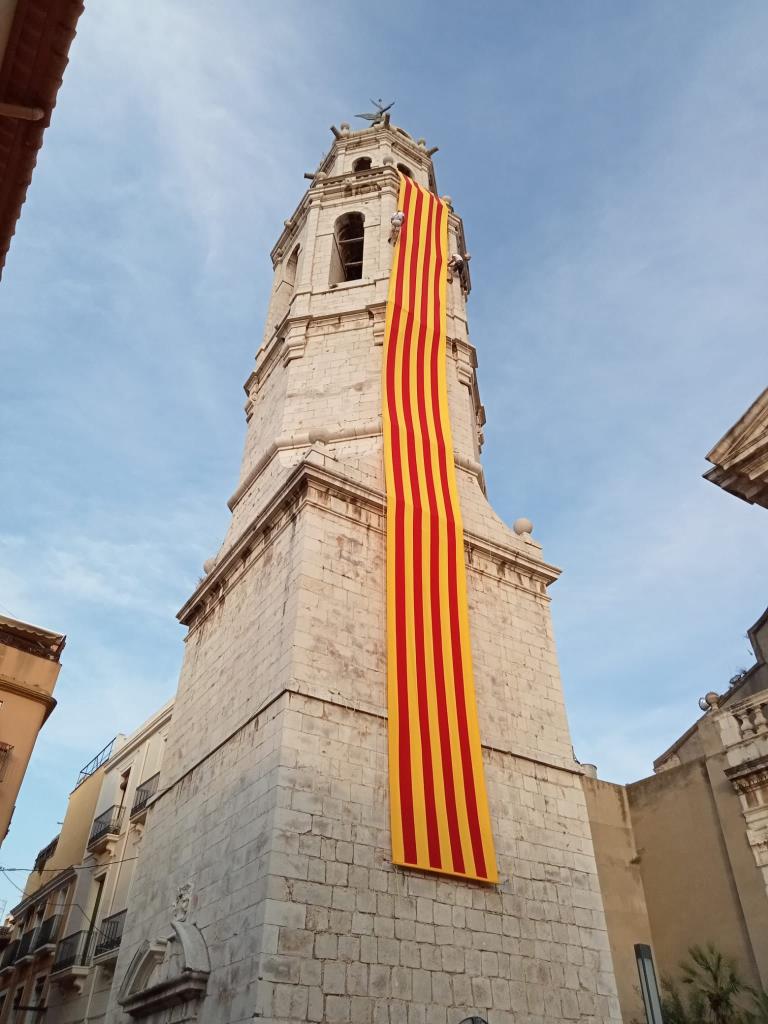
[271,165,400,263]
[227,419,382,512]
[725,755,768,794]
[184,458,559,632]
[0,674,56,723]
[704,386,768,509]
[10,865,75,918]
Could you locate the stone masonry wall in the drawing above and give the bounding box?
[106,126,619,1024]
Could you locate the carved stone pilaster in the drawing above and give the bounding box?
[281,314,312,365]
[367,301,387,346]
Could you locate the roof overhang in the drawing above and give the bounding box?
[0,612,65,660]
[704,387,768,509]
[0,0,84,280]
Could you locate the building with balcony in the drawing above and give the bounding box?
[0,699,173,1024]
[583,607,768,1020]
[0,736,106,1024]
[0,614,65,845]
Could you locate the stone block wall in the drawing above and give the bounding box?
[106,125,619,1024]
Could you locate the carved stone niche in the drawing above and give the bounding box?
[117,920,210,1022]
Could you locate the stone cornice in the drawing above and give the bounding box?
[271,166,400,264]
[704,386,768,509]
[725,755,768,793]
[227,419,382,512]
[105,701,174,770]
[150,686,582,812]
[248,292,391,407]
[0,674,56,723]
[184,458,559,631]
[10,865,75,918]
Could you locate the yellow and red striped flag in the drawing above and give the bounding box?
[383,175,498,883]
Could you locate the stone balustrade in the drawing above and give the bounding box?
[729,694,768,741]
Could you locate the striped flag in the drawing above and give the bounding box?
[382,175,498,883]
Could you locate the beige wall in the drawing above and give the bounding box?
[626,759,761,990]
[0,638,60,844]
[42,702,172,1024]
[1,767,105,1024]
[22,769,103,900]
[583,777,653,1024]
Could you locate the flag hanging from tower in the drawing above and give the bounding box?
[382,175,498,883]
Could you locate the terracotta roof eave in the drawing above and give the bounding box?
[0,0,85,280]
[0,613,66,659]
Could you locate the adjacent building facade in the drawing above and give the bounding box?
[96,120,621,1024]
[0,614,65,845]
[0,701,173,1024]
[0,739,107,1024]
[585,606,768,1020]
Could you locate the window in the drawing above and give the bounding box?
[84,876,105,960]
[396,163,413,179]
[330,212,365,285]
[0,742,12,783]
[284,246,299,292]
[52,885,68,917]
[635,945,663,1024]
[25,978,45,1024]
[117,767,131,810]
[352,157,372,172]
[271,245,300,326]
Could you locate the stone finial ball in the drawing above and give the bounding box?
[339,122,350,133]
[203,557,216,575]
[513,517,533,536]
[441,195,453,208]
[383,155,394,165]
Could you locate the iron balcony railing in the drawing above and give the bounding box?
[16,929,35,960]
[131,773,159,817]
[33,915,60,951]
[0,742,12,782]
[0,939,19,968]
[53,931,91,972]
[74,737,115,789]
[88,805,124,847]
[93,910,126,958]
[33,836,59,873]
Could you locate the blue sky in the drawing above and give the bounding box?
[1,1,767,908]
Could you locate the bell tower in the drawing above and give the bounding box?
[106,117,620,1024]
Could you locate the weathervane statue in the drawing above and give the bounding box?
[355,98,394,126]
